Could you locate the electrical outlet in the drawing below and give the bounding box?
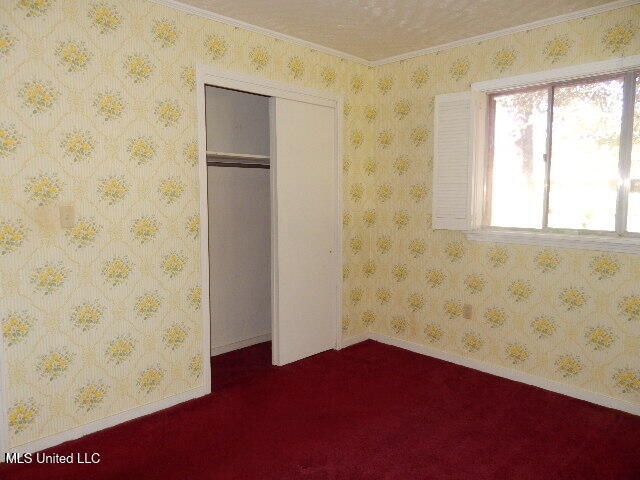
[463,303,472,319]
[59,204,75,228]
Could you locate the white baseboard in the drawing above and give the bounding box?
[8,385,210,455]
[369,332,640,417]
[338,333,368,349]
[8,332,637,457]
[210,333,271,356]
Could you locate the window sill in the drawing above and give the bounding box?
[465,229,640,254]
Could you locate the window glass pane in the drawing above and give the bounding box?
[490,89,548,228]
[548,77,624,231]
[627,74,640,233]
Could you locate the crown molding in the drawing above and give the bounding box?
[145,0,373,66]
[148,0,638,68]
[371,0,639,66]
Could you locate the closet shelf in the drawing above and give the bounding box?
[206,151,270,161]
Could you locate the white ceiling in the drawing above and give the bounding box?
[173,0,624,62]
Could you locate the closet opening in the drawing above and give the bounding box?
[197,65,343,392]
[205,85,273,376]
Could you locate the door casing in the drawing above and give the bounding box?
[196,64,344,387]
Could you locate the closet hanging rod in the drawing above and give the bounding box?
[206,151,270,161]
[207,161,270,169]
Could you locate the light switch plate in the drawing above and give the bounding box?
[59,204,75,228]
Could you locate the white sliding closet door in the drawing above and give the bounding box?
[271,97,338,366]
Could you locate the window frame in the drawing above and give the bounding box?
[466,54,640,254]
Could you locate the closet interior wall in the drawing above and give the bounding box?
[206,86,272,356]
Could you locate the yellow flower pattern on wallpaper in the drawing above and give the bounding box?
[75,383,108,411]
[602,21,637,53]
[506,344,529,365]
[590,254,620,279]
[531,316,556,339]
[18,1,49,16]
[93,91,125,120]
[19,80,58,113]
[444,300,463,319]
[543,35,573,62]
[8,400,38,434]
[424,324,443,343]
[106,336,135,364]
[134,292,161,319]
[2,311,34,345]
[534,250,560,273]
[155,100,182,126]
[618,296,640,321]
[102,256,133,286]
[559,287,588,310]
[508,280,533,302]
[163,324,188,349]
[124,54,153,83]
[555,355,583,377]
[98,175,129,204]
[188,355,203,378]
[61,130,95,162]
[484,307,507,328]
[0,25,17,56]
[0,220,27,254]
[36,349,74,380]
[70,302,103,331]
[158,177,186,203]
[187,286,201,310]
[88,2,122,33]
[205,34,228,59]
[25,173,62,205]
[161,251,186,277]
[377,76,393,94]
[585,326,616,351]
[288,56,305,78]
[181,66,196,91]
[1,0,639,450]
[361,310,376,327]
[31,263,67,294]
[320,66,336,86]
[66,218,101,248]
[0,123,22,157]
[449,58,470,80]
[152,18,179,47]
[137,366,165,393]
[131,216,159,243]
[411,67,429,88]
[350,75,364,93]
[492,48,517,72]
[55,41,92,72]
[249,46,270,70]
[462,332,483,353]
[127,136,156,164]
[487,246,508,267]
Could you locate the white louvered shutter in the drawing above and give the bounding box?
[433,91,485,230]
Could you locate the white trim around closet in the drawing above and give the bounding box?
[196,64,344,379]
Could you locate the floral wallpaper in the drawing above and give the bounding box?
[1,0,639,450]
[342,4,640,405]
[0,0,371,447]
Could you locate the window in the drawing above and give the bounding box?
[486,71,639,235]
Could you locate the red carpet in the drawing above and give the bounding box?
[2,340,640,479]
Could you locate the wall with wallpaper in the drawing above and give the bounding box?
[346,4,640,405]
[1,0,640,451]
[0,0,371,447]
